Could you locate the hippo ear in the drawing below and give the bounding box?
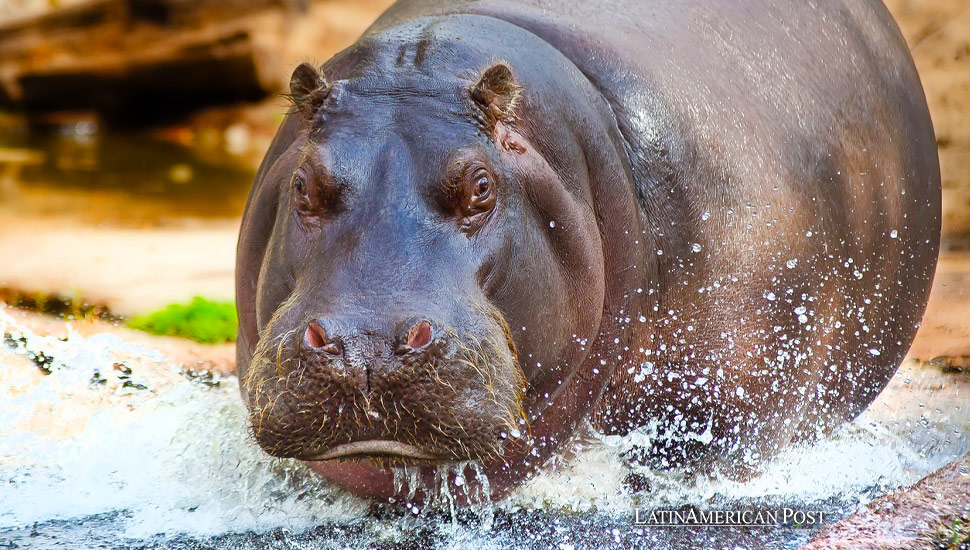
[288,62,331,118]
[471,63,523,130]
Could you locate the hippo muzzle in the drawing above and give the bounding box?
[243,292,527,465]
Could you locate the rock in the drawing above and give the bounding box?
[803,453,970,549]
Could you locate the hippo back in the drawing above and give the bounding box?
[366,0,941,452]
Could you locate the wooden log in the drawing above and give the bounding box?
[0,0,299,119]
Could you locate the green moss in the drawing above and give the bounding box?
[931,518,970,550]
[128,297,237,344]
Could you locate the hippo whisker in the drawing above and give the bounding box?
[426,360,460,397]
[274,328,298,377]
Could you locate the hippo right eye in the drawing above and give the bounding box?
[472,171,492,202]
[292,164,341,222]
[291,165,311,197]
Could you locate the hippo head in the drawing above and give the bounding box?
[235,17,645,499]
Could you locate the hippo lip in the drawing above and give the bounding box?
[307,440,448,461]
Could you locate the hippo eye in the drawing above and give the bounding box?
[293,172,307,195]
[447,161,497,233]
[471,170,492,203]
[292,164,341,224]
[465,167,496,215]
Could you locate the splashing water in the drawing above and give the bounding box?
[0,311,368,538]
[1,309,968,549]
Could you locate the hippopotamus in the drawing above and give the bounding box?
[235,0,940,501]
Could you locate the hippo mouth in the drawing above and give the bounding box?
[243,302,528,467]
[305,440,449,462]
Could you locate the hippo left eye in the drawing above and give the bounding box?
[470,170,492,206]
[454,166,496,233]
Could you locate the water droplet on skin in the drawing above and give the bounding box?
[890,230,898,239]
[701,211,711,220]
[691,243,702,253]
[786,259,798,269]
[869,348,881,356]
[549,220,556,228]
[766,292,776,301]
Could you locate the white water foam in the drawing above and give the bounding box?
[1,308,968,543]
[0,310,367,538]
[510,368,969,519]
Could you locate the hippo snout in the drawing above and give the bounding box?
[303,318,434,358]
[296,316,446,394]
[243,306,528,465]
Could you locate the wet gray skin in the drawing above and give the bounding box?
[236,0,941,502]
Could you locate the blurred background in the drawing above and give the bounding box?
[0,0,967,355]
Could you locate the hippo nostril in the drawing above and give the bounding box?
[305,321,327,349]
[405,320,433,350]
[304,320,341,354]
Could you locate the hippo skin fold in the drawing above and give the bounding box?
[235,0,940,502]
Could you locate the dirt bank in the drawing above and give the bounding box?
[0,213,237,316]
[885,0,970,247]
[804,452,970,549]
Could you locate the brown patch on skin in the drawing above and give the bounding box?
[803,453,970,550]
[494,122,527,155]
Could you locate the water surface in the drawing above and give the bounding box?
[1,310,967,549]
[0,118,254,226]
